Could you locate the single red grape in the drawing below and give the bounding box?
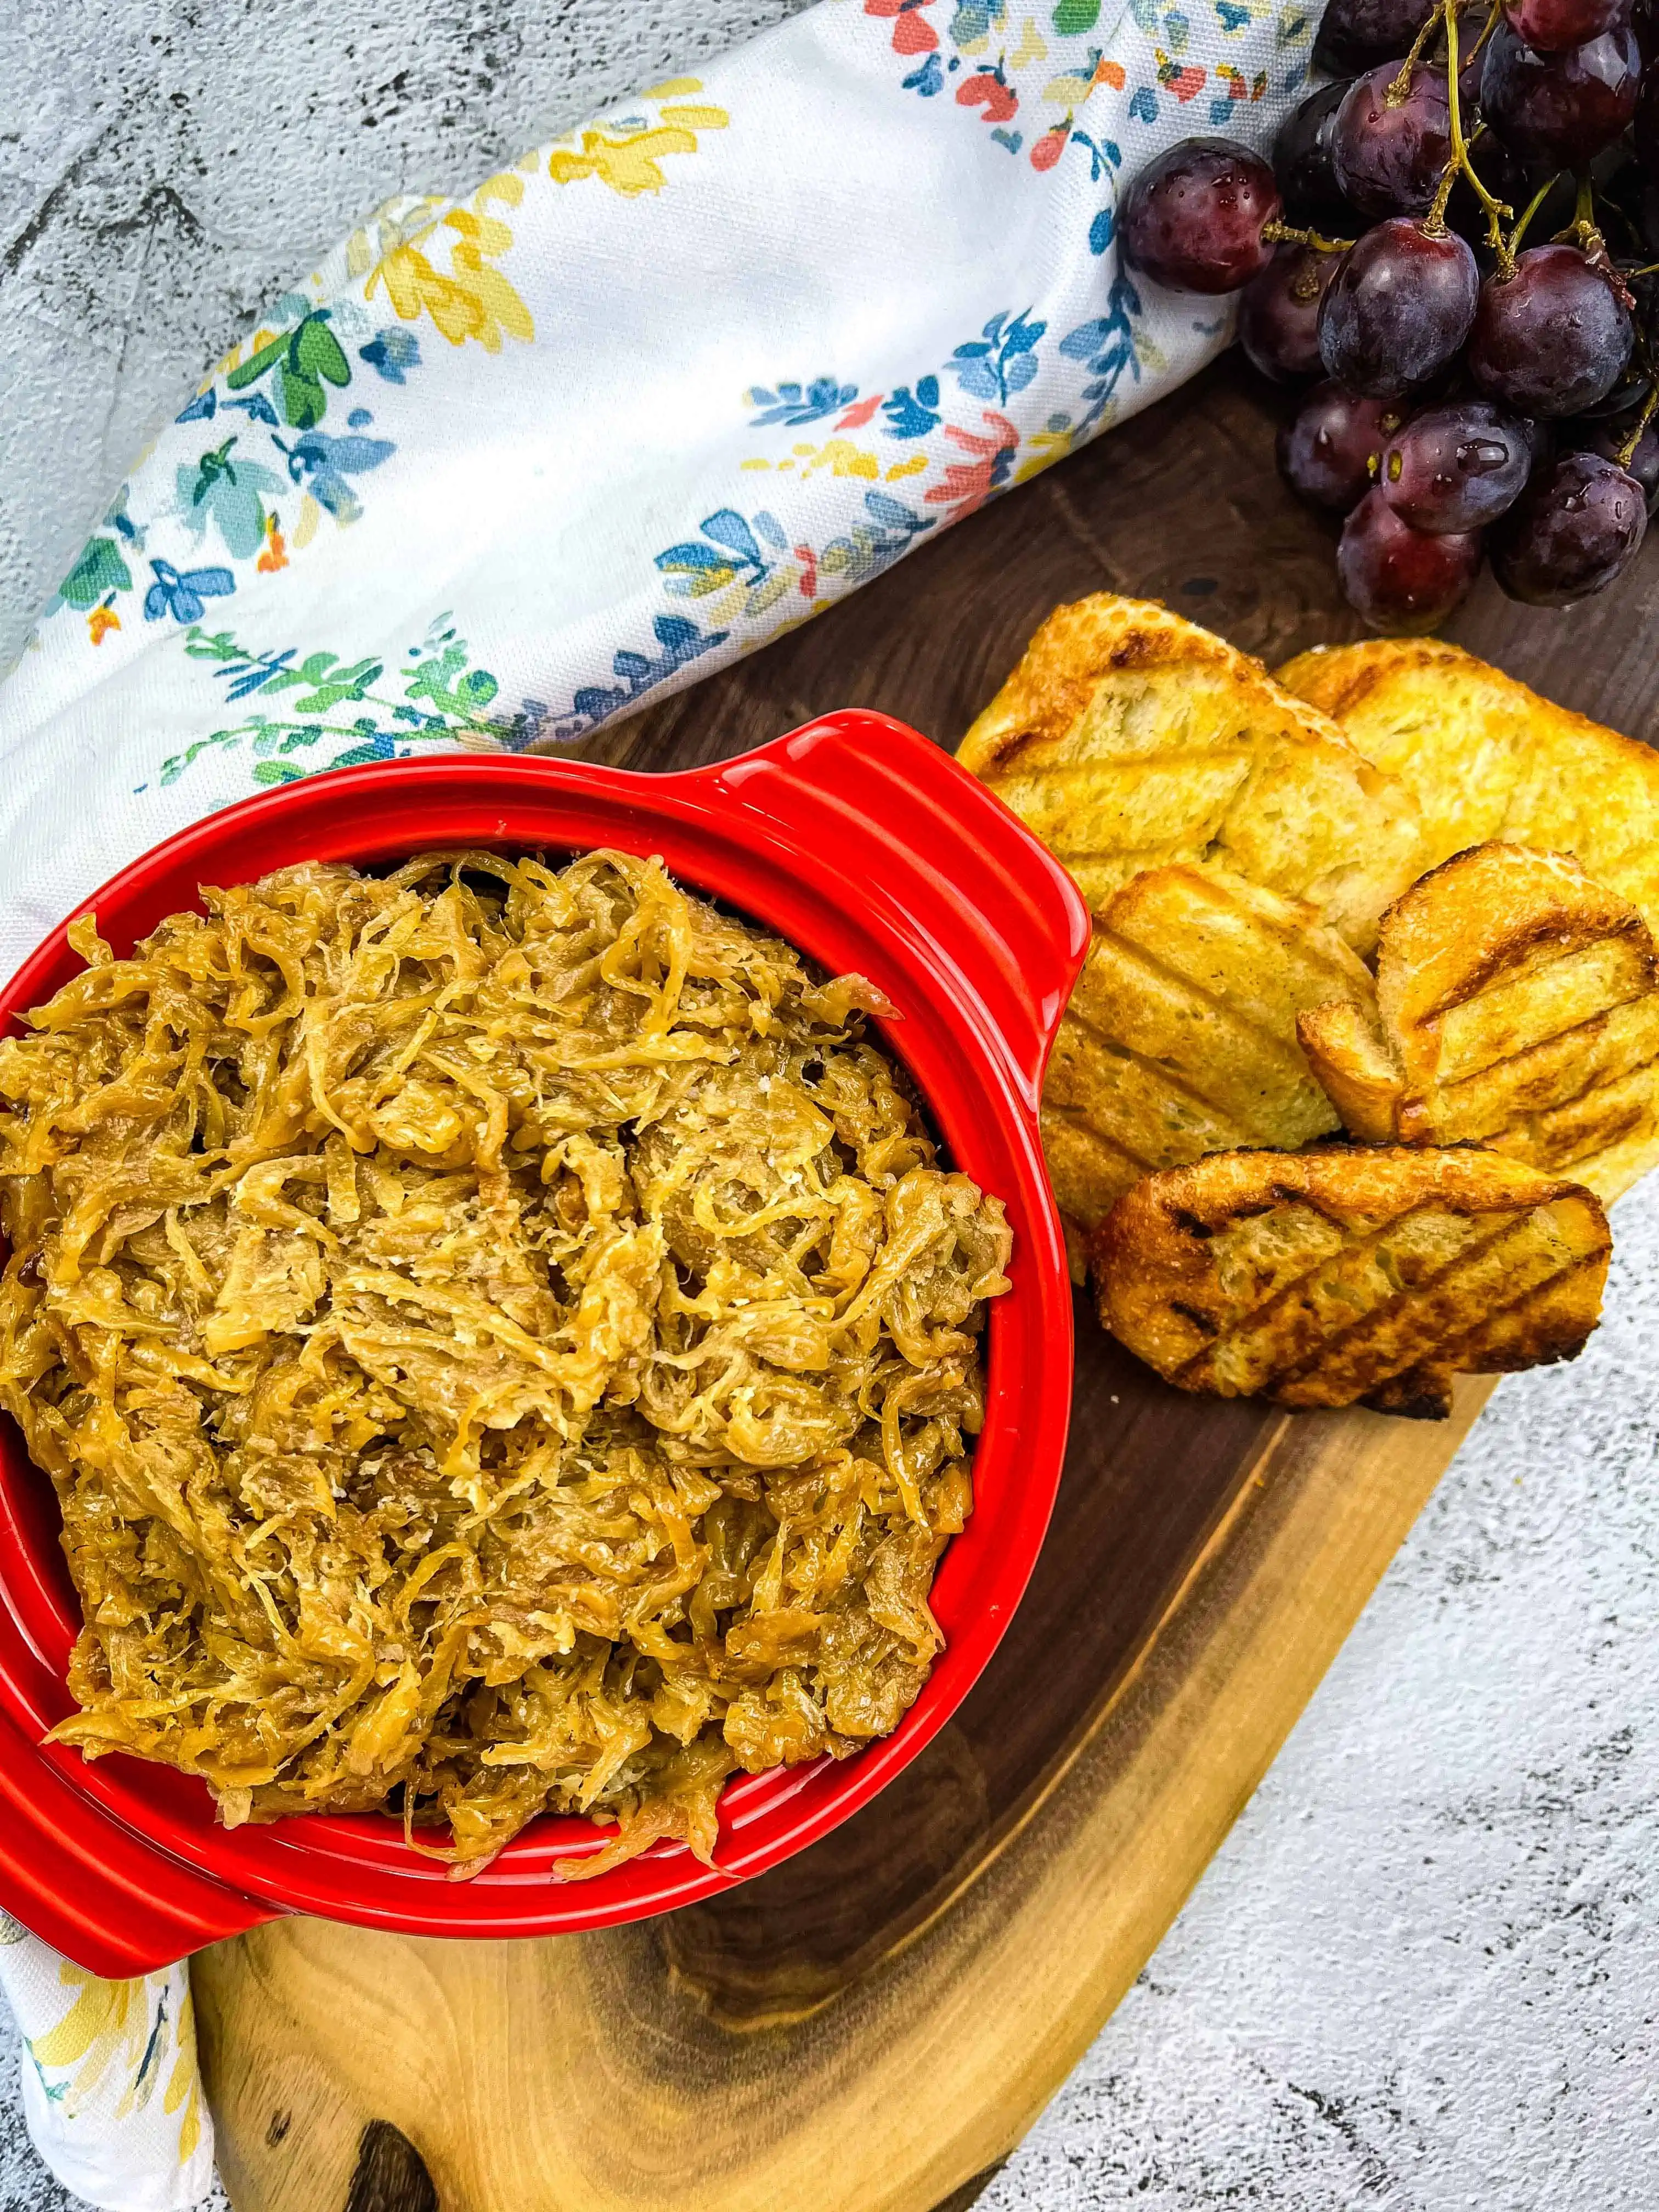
[1119,139,1281,294]
[1378,400,1534,528]
[1274,81,1354,223]
[1338,487,1483,628]
[1467,245,1634,415]
[1490,450,1647,600]
[1278,381,1408,508]
[1480,20,1640,167]
[1331,63,1453,218]
[1318,219,1480,398]
[1315,0,1436,71]
[1503,0,1632,53]
[1576,416,1659,509]
[1239,245,1342,381]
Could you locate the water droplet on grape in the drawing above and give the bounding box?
[1119,138,1282,294]
[1576,414,1659,509]
[1489,449,1647,601]
[1468,244,1635,415]
[1278,381,1409,509]
[1338,487,1485,628]
[1378,400,1534,529]
[1332,62,1454,218]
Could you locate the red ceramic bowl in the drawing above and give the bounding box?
[0,712,1088,1975]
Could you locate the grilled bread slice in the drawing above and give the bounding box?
[1298,843,1659,1203]
[1277,639,1659,933]
[961,595,1423,952]
[1042,864,1378,1278]
[1092,1145,1610,1418]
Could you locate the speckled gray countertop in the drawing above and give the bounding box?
[3,4,1657,2207]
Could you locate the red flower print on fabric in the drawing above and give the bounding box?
[864,0,939,56]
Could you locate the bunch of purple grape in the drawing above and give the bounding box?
[1118,0,1659,627]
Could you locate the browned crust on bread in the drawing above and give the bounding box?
[1278,640,1659,790]
[1275,639,1464,723]
[960,594,1425,953]
[1298,842,1659,1200]
[1376,842,1652,1018]
[1275,640,1659,943]
[1090,1144,1610,1415]
[961,596,1278,774]
[1039,863,1376,1276]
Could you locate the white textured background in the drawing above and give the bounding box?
[2,3,1657,2208]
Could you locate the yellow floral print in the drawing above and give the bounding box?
[24,1960,206,2162]
[363,174,534,351]
[741,439,929,486]
[341,195,448,286]
[1014,425,1076,482]
[549,79,729,196]
[29,1966,146,2102]
[164,1989,204,2165]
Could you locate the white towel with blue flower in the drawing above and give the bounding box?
[0,0,1318,2200]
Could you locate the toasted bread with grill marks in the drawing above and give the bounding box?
[1297,843,1659,1203]
[1091,1144,1610,1418]
[961,595,1424,953]
[1041,864,1378,1278]
[1277,639,1659,934]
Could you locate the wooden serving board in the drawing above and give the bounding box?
[191,350,1659,2212]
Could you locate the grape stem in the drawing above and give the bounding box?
[1616,386,1658,473]
[1386,5,1444,105]
[1429,0,1513,272]
[1389,0,1484,106]
[1554,176,1636,309]
[1506,174,1561,257]
[1260,218,1356,253]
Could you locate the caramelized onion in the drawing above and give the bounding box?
[0,850,1010,1877]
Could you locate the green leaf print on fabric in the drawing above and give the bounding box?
[154,620,510,788]
[404,642,500,719]
[177,439,285,561]
[56,540,133,612]
[225,310,352,431]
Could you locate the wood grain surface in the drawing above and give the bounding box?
[192,348,1656,2212]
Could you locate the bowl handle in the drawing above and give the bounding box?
[665,712,1091,1111]
[0,1717,282,1975]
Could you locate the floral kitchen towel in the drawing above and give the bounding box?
[0,1918,213,2212]
[0,0,1319,2202]
[0,0,1318,981]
